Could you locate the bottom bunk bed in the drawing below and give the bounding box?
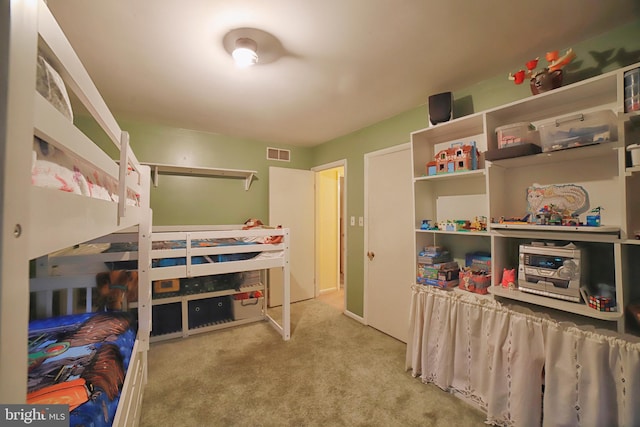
[30,229,150,427]
[28,311,144,427]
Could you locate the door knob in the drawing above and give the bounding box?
[367,251,375,260]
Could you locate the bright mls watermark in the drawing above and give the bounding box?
[0,405,68,426]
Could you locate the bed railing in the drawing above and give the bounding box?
[150,226,288,280]
[36,0,144,222]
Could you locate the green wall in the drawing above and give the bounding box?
[78,19,640,317]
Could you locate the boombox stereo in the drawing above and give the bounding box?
[518,243,584,302]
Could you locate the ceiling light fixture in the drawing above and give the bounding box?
[232,37,258,68]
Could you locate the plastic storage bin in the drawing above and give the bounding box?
[188,296,233,329]
[495,122,540,149]
[539,110,617,152]
[232,297,264,320]
[624,68,640,113]
[151,302,182,336]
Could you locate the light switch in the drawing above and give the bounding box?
[359,216,364,226]
[350,216,355,226]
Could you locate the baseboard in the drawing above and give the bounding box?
[343,309,365,324]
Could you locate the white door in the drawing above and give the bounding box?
[365,144,414,343]
[269,167,315,306]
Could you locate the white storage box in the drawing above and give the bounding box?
[539,110,617,152]
[628,144,640,167]
[495,122,540,149]
[232,297,264,320]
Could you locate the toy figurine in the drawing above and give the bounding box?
[428,141,479,176]
[470,216,487,231]
[509,48,576,95]
[501,268,516,289]
[586,206,603,227]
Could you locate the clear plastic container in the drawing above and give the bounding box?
[624,68,640,113]
[539,110,617,152]
[495,122,540,149]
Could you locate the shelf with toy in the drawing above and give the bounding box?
[417,229,491,236]
[488,161,622,241]
[490,232,623,331]
[414,168,485,182]
[487,140,621,169]
[411,115,485,179]
[484,70,618,128]
[416,216,489,234]
[489,285,622,321]
[491,223,620,234]
[490,225,620,244]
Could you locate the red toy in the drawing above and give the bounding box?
[501,268,516,289]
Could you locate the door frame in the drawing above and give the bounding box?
[363,143,410,326]
[312,159,347,310]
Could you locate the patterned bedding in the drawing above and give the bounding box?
[32,137,141,206]
[28,311,137,427]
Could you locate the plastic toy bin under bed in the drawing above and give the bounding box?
[232,297,264,320]
[538,110,617,152]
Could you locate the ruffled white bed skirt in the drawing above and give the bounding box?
[405,285,640,427]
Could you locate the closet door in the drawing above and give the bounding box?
[365,144,414,342]
[269,167,315,306]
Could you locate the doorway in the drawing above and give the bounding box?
[313,161,346,311]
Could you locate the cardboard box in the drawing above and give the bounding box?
[465,252,491,272]
[153,278,180,295]
[417,261,459,283]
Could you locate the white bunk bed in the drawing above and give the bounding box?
[1,2,151,426]
[149,225,291,341]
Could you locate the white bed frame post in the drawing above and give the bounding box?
[137,168,152,353]
[282,228,291,340]
[0,0,38,404]
[118,131,130,220]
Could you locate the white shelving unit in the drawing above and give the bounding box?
[410,62,640,334]
[147,277,266,343]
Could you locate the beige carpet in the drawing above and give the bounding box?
[139,296,487,427]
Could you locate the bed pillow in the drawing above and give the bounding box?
[36,53,74,121]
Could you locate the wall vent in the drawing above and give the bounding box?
[267,147,291,162]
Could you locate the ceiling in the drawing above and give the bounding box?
[47,0,640,147]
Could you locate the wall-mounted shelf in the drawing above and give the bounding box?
[142,162,257,190]
[414,168,486,182]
